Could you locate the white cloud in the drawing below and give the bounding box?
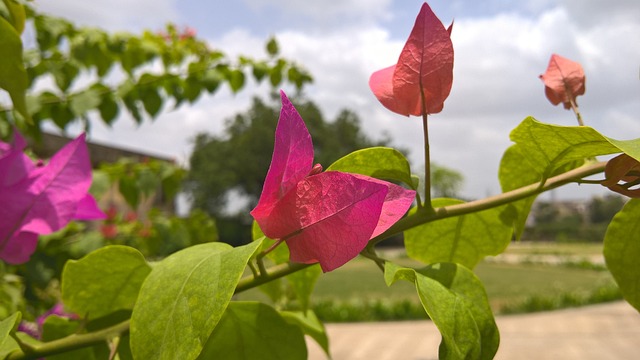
[31,1,640,201]
[34,0,180,31]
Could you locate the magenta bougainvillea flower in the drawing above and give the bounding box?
[0,131,105,264]
[18,303,78,339]
[250,91,415,272]
[539,54,585,110]
[369,2,454,116]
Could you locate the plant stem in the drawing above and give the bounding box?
[370,161,606,246]
[568,97,584,126]
[7,320,130,360]
[422,112,434,213]
[360,247,385,272]
[235,262,311,294]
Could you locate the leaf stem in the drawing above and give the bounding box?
[7,320,130,360]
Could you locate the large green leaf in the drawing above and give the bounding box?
[498,145,539,239]
[604,199,640,312]
[405,198,514,268]
[198,302,307,360]
[130,240,262,360]
[0,312,20,358]
[69,88,102,117]
[2,0,25,34]
[327,147,415,189]
[62,246,152,319]
[385,262,499,360]
[509,117,640,178]
[280,310,330,358]
[0,16,29,121]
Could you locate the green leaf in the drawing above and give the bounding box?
[286,265,321,311]
[117,333,134,360]
[405,198,514,269]
[198,302,307,360]
[0,312,20,357]
[50,101,75,129]
[3,0,25,34]
[385,262,499,360]
[62,246,152,319]
[280,310,330,357]
[498,145,540,240]
[70,88,102,117]
[604,199,640,312]
[226,69,245,93]
[266,37,279,57]
[139,85,163,118]
[34,14,70,51]
[0,17,30,122]
[200,69,222,94]
[183,76,202,103]
[327,147,415,188]
[509,117,640,179]
[130,240,263,360]
[251,61,269,82]
[98,92,119,125]
[269,60,284,87]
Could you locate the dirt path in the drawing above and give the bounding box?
[307,301,640,360]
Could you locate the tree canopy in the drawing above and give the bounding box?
[186,95,392,232]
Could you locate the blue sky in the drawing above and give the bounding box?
[34,0,640,200]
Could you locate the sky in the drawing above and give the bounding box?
[33,0,640,200]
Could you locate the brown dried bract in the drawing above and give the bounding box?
[602,153,640,198]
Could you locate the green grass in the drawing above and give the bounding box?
[500,241,603,256]
[236,243,622,321]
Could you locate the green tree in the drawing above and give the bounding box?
[0,5,312,139]
[186,95,391,243]
[415,162,465,200]
[431,163,464,198]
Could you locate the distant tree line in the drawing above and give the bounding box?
[524,194,627,242]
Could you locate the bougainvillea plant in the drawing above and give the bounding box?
[1,1,639,360]
[250,91,415,272]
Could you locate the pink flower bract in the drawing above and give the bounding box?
[369,2,454,116]
[251,91,415,272]
[0,131,105,264]
[539,54,585,110]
